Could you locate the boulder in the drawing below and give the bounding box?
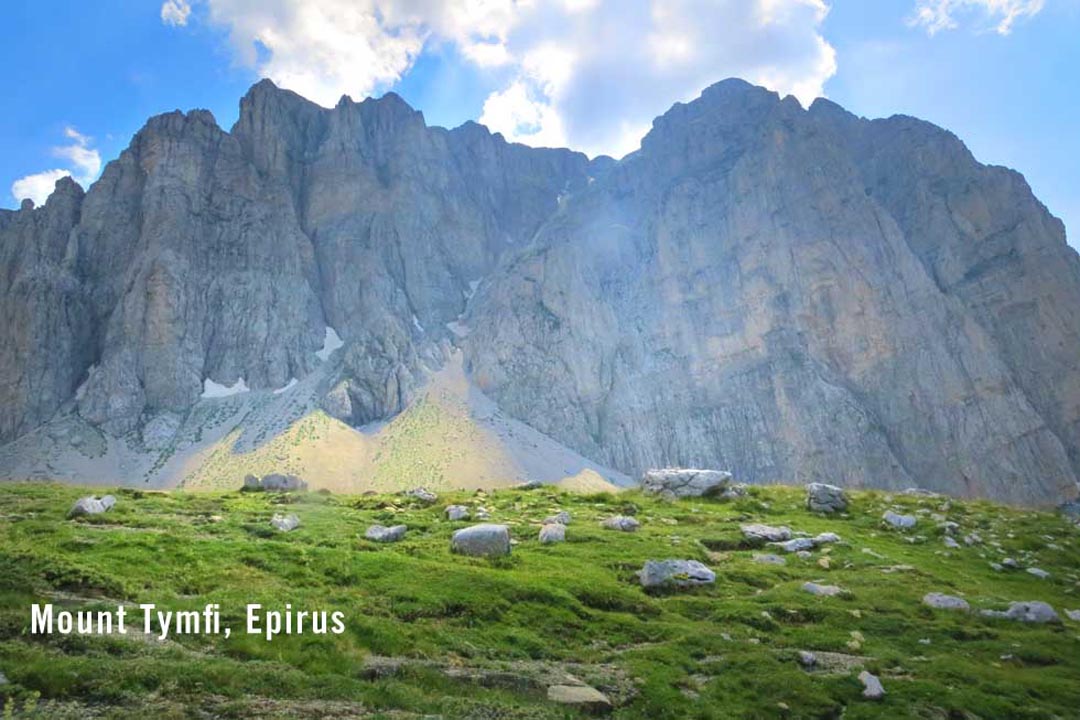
[858,671,885,700]
[639,559,716,589]
[883,511,916,529]
[259,474,308,492]
[445,505,470,521]
[99,495,116,511]
[981,601,1060,623]
[740,523,792,542]
[243,474,261,490]
[451,524,511,557]
[365,524,407,543]
[67,496,113,519]
[923,593,970,611]
[1026,567,1050,579]
[538,524,566,544]
[641,468,732,498]
[806,483,849,513]
[602,516,640,532]
[270,513,300,532]
[1065,609,1080,622]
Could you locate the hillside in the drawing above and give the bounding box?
[1,482,1078,718]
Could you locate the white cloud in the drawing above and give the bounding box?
[10,127,102,206]
[178,0,838,158]
[161,0,192,27]
[909,0,1044,35]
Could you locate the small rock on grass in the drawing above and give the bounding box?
[923,593,969,611]
[538,523,566,544]
[753,553,787,566]
[365,524,407,543]
[858,671,885,700]
[741,523,791,542]
[544,510,571,525]
[547,684,612,713]
[1064,609,1080,622]
[1026,567,1050,579]
[806,483,849,513]
[639,559,715,589]
[883,511,916,529]
[603,516,640,532]
[802,582,844,597]
[451,524,511,557]
[445,505,470,521]
[270,513,300,532]
[980,601,1060,623]
[67,495,116,518]
[404,487,438,504]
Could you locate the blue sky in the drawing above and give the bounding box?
[2,0,1076,245]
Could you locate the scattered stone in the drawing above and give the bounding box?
[753,553,787,566]
[806,483,849,513]
[772,538,816,553]
[797,651,817,668]
[639,559,716,589]
[517,480,544,490]
[796,550,813,559]
[719,484,748,500]
[243,474,261,490]
[923,593,970,611]
[1064,609,1080,622]
[451,524,511,557]
[814,532,841,545]
[546,684,612,713]
[602,516,640,532]
[944,537,960,549]
[67,496,114,519]
[990,562,1004,571]
[270,513,300,532]
[883,511,916,529]
[802,582,844,597]
[404,487,438,504]
[980,601,1060,623]
[964,533,982,545]
[741,523,792,542]
[445,505,471,521]
[817,557,831,569]
[641,468,732,498]
[0,670,7,685]
[544,511,571,525]
[1002,557,1019,568]
[539,524,566,544]
[1026,567,1050,579]
[858,671,885,700]
[474,508,491,520]
[861,548,885,559]
[365,524,407,543]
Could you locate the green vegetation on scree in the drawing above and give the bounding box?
[0,483,1078,719]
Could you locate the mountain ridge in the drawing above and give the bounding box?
[2,77,1078,504]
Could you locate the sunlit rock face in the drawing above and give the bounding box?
[2,78,1078,504]
[464,80,1080,505]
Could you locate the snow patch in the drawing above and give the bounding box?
[412,314,425,333]
[315,326,344,361]
[201,377,250,399]
[273,378,298,394]
[465,279,481,300]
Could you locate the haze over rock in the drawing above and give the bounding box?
[2,78,1078,504]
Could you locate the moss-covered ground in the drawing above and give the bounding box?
[0,483,1078,718]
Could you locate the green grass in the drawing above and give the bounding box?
[0,483,1078,718]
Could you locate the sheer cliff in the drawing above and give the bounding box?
[1,78,1077,503]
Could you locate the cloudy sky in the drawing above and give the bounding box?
[2,0,1077,243]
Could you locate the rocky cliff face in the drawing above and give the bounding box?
[1,78,1077,504]
[463,80,1080,505]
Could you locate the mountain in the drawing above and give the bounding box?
[1,79,1078,504]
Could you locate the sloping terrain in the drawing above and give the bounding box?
[0,351,627,493]
[1,483,1078,718]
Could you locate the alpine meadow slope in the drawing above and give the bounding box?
[1,79,1079,504]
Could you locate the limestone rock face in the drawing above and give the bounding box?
[466,79,1080,505]
[2,78,1079,505]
